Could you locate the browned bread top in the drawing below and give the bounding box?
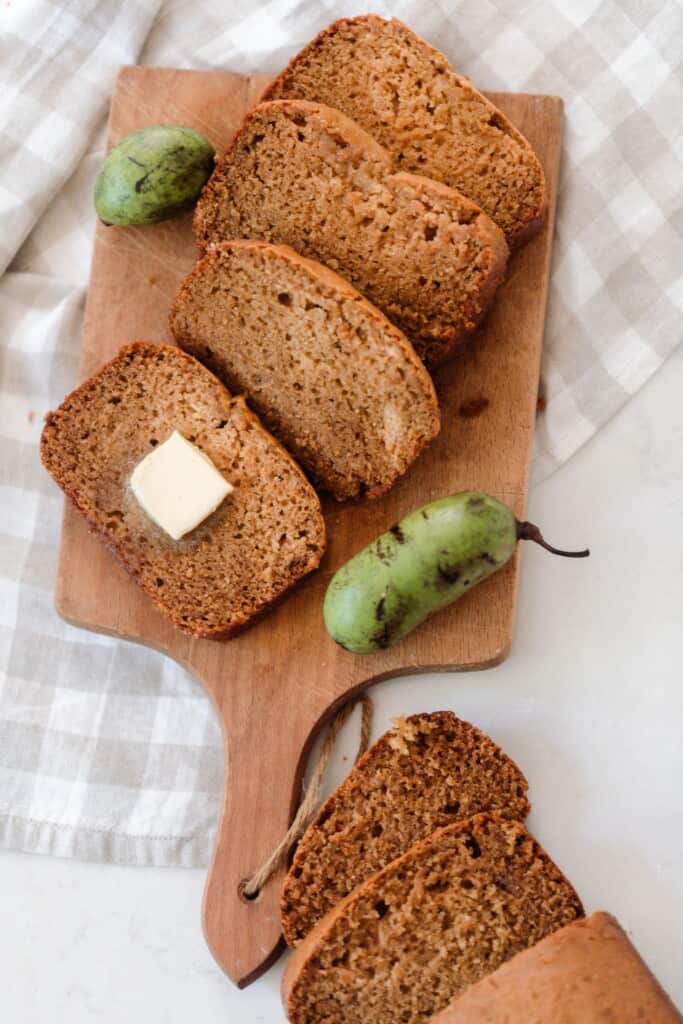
[281,811,583,1024]
[431,911,683,1023]
[170,240,440,501]
[281,711,530,946]
[264,15,547,249]
[40,343,325,638]
[194,99,508,368]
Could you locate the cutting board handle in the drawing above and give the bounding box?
[195,651,341,988]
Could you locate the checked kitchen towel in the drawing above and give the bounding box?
[1,0,682,865]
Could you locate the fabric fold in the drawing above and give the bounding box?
[0,0,162,275]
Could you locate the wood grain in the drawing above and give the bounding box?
[54,67,563,987]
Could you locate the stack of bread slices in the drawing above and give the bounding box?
[278,712,582,1023]
[172,13,547,505]
[278,712,680,1024]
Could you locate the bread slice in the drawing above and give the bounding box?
[263,15,546,249]
[194,100,508,368]
[281,812,583,1024]
[281,712,530,946]
[170,240,440,501]
[431,912,682,1023]
[41,343,325,638]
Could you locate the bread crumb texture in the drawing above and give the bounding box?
[194,100,508,368]
[281,712,530,945]
[264,15,546,248]
[282,811,583,1024]
[40,343,325,637]
[170,240,440,501]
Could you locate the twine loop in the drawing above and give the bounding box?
[241,694,373,900]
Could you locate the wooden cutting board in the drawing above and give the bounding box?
[54,67,563,988]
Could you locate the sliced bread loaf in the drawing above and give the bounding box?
[281,812,583,1024]
[263,15,546,249]
[430,911,683,1023]
[41,343,325,638]
[170,240,440,501]
[281,712,530,946]
[194,100,508,368]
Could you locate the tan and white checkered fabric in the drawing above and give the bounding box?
[1,0,681,865]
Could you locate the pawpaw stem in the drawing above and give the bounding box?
[516,521,590,558]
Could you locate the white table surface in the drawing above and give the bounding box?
[3,347,682,1023]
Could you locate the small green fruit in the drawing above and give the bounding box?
[94,124,215,226]
[324,491,589,654]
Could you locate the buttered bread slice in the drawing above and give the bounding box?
[282,812,583,1024]
[264,16,546,249]
[41,343,325,638]
[170,241,440,501]
[281,712,530,946]
[194,100,508,368]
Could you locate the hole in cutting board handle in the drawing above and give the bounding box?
[238,879,261,903]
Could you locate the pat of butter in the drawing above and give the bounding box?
[130,430,233,541]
